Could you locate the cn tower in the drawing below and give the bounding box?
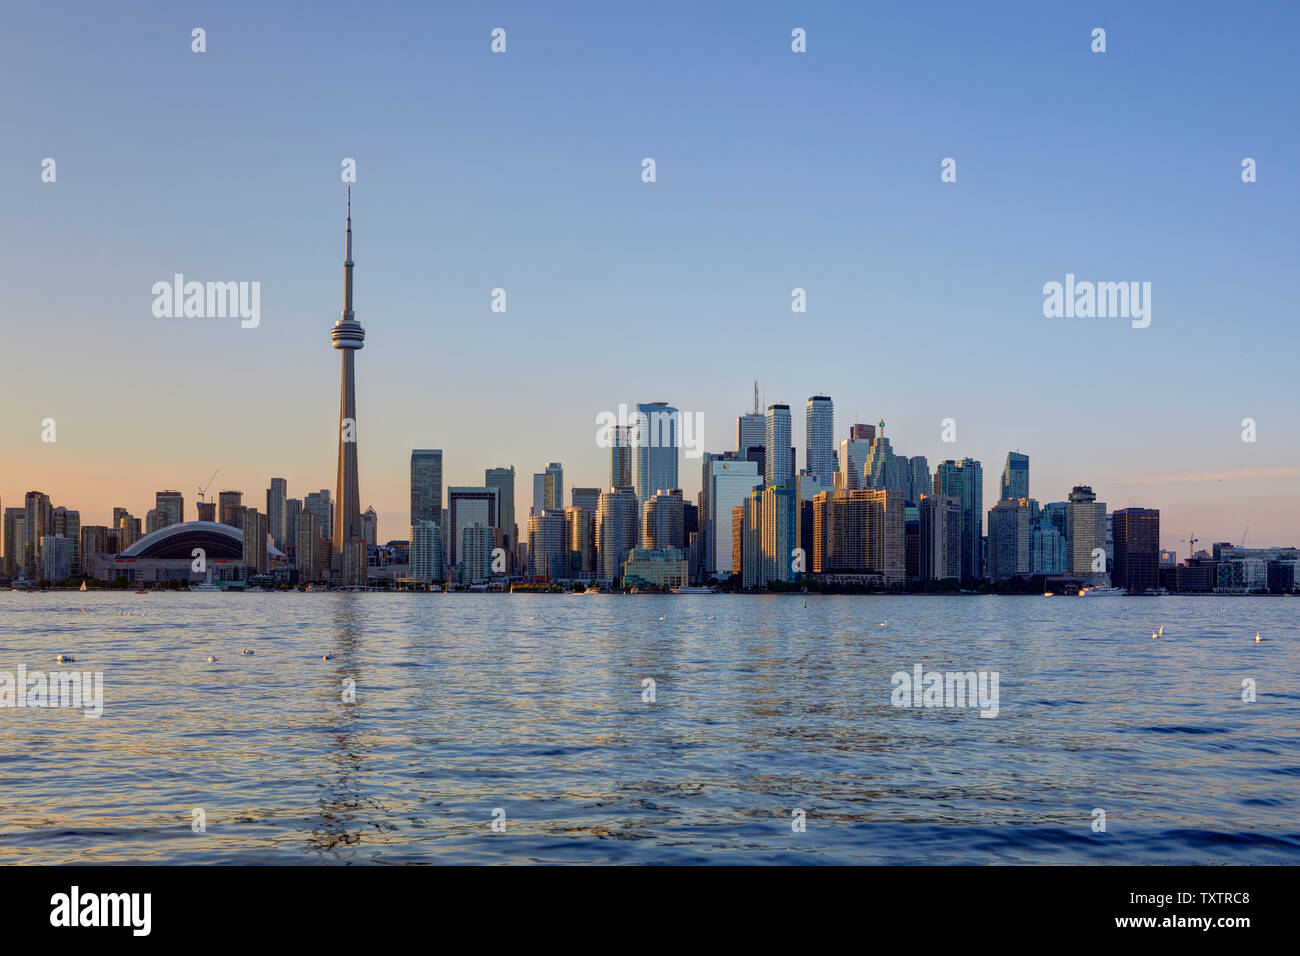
[331,188,366,585]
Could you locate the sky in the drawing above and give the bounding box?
[2,0,1297,552]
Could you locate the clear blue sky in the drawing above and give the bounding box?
[2,0,1297,550]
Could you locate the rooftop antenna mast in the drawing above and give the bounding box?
[753,380,759,414]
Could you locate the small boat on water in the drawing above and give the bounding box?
[1079,585,1125,596]
[670,585,717,594]
[1042,591,1054,597]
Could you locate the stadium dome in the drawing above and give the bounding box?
[120,520,286,561]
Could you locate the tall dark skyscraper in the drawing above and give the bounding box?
[411,450,444,526]
[332,189,367,585]
[1113,507,1160,592]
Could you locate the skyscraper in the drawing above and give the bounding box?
[570,487,601,515]
[934,458,984,581]
[331,189,367,586]
[838,435,872,491]
[987,497,1033,580]
[155,491,184,531]
[242,508,270,575]
[596,487,639,583]
[448,486,499,568]
[304,490,333,542]
[1000,452,1029,502]
[218,491,243,529]
[706,458,761,577]
[484,466,516,557]
[411,450,444,526]
[2,507,25,578]
[24,491,52,580]
[919,493,962,581]
[527,511,567,579]
[53,507,80,577]
[760,484,798,586]
[609,426,632,490]
[1112,507,1160,592]
[811,487,904,585]
[1067,485,1107,577]
[641,489,684,550]
[632,403,679,502]
[764,404,791,489]
[805,395,835,484]
[409,520,444,583]
[266,478,287,549]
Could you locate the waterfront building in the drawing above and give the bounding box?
[1112,507,1160,592]
[919,493,962,581]
[622,548,688,590]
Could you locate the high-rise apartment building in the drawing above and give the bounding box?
[52,507,80,576]
[296,510,330,582]
[155,491,184,531]
[409,520,444,583]
[934,459,984,580]
[460,523,495,584]
[609,426,632,490]
[242,508,270,574]
[1067,485,1107,576]
[24,491,53,580]
[764,404,792,489]
[218,491,244,529]
[760,484,798,586]
[987,497,1034,580]
[805,395,835,485]
[641,489,684,551]
[527,511,567,579]
[919,493,962,581]
[266,479,287,549]
[3,507,26,578]
[812,487,905,585]
[564,506,594,576]
[304,490,333,543]
[596,487,639,583]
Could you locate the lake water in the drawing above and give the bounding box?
[1,592,1296,864]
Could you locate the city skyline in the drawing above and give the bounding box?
[2,1,1297,548]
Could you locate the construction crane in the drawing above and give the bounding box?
[198,468,220,504]
[1182,532,1199,559]
[1241,525,1249,548]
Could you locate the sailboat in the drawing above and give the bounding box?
[79,580,87,592]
